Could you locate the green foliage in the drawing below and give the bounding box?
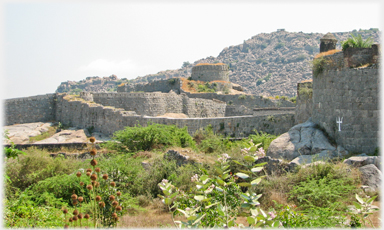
[168,78,177,85]
[311,56,328,77]
[28,126,57,143]
[341,34,374,50]
[248,131,278,152]
[238,95,246,100]
[289,96,297,104]
[112,123,196,152]
[182,61,191,68]
[274,42,285,50]
[159,153,278,228]
[196,82,216,93]
[6,148,81,191]
[298,86,313,98]
[348,194,380,228]
[194,125,232,154]
[288,176,356,209]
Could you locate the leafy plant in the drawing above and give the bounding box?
[112,123,196,152]
[341,34,374,50]
[348,194,379,228]
[238,95,246,100]
[312,56,329,77]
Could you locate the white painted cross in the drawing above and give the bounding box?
[336,117,343,131]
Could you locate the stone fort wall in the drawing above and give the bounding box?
[89,91,226,118]
[5,94,56,125]
[55,94,294,137]
[191,64,229,82]
[310,46,380,154]
[4,93,295,137]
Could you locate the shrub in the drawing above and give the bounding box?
[248,130,278,152]
[274,42,285,50]
[6,148,81,191]
[298,86,313,98]
[238,95,246,100]
[341,34,374,50]
[311,57,329,77]
[112,123,196,152]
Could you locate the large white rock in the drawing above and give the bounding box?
[358,164,381,192]
[267,119,336,161]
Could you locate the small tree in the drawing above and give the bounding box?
[182,61,191,68]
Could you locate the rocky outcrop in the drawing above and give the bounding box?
[56,75,129,95]
[358,164,381,192]
[266,119,343,161]
[129,29,380,97]
[56,30,380,98]
[3,122,53,144]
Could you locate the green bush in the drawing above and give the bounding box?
[248,131,277,152]
[112,123,196,152]
[238,95,246,100]
[312,57,328,77]
[6,148,82,192]
[341,34,374,50]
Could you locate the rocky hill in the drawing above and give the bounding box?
[56,28,380,97]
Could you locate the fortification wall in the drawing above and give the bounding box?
[295,81,313,124]
[90,91,226,118]
[191,64,229,82]
[4,94,56,125]
[55,94,294,137]
[117,78,182,93]
[182,91,295,115]
[312,48,379,154]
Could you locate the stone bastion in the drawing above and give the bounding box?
[191,63,229,82]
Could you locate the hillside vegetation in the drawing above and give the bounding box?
[4,124,380,228]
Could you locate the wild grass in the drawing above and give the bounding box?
[29,126,58,143]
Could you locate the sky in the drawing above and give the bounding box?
[0,0,383,100]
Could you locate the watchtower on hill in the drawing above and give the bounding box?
[191,63,229,82]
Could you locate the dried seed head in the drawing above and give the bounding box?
[86,184,93,190]
[112,213,118,218]
[86,172,91,177]
[95,167,101,173]
[90,174,97,181]
[84,214,90,219]
[112,201,118,207]
[109,195,115,201]
[78,197,84,202]
[95,182,100,188]
[116,206,122,212]
[110,181,116,187]
[102,174,108,180]
[62,208,68,214]
[71,194,78,200]
[95,196,101,201]
[72,216,78,221]
[64,224,69,229]
[69,217,73,223]
[72,200,78,205]
[76,171,81,177]
[80,181,84,186]
[90,149,97,156]
[91,159,98,166]
[86,168,92,173]
[116,191,121,196]
[90,137,96,143]
[73,210,79,215]
[98,201,105,208]
[114,216,119,221]
[78,213,83,219]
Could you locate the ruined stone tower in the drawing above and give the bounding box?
[320,32,338,53]
[191,63,229,82]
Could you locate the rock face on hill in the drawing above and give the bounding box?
[56,29,380,97]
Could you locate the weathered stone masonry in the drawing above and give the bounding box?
[296,42,380,154]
